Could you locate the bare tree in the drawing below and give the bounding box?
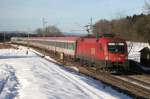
[144,0,150,14]
[93,19,112,35]
[35,25,62,36]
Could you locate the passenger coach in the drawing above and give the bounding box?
[12,37,80,57]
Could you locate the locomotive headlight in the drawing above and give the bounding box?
[105,56,109,60]
[108,43,115,45]
[118,43,124,45]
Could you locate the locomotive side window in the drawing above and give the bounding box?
[99,43,103,51]
[108,43,125,53]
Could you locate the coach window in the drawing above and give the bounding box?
[50,41,54,46]
[53,41,56,46]
[56,42,58,47]
[49,41,52,46]
[68,43,75,50]
[58,42,61,47]
[43,41,46,45]
[60,42,63,48]
[45,41,48,45]
[72,43,75,50]
[68,43,71,49]
[64,43,67,49]
[62,42,65,48]
[53,41,55,46]
[53,42,56,46]
[61,42,63,48]
[41,41,44,44]
[61,42,64,48]
[51,41,53,46]
[63,42,66,48]
[59,42,61,47]
[49,41,53,46]
[71,43,75,50]
[48,41,51,46]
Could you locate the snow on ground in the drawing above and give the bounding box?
[0,46,131,99]
[127,41,150,62]
[0,64,18,99]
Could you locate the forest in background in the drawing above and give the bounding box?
[93,14,150,43]
[93,1,150,43]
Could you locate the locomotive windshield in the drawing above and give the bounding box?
[108,43,125,53]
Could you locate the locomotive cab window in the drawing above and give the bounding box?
[108,43,125,53]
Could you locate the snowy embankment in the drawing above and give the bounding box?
[0,64,18,99]
[127,41,150,62]
[0,46,131,99]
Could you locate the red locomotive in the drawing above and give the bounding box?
[11,34,128,71]
[76,34,128,70]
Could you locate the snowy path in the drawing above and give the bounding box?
[0,47,131,99]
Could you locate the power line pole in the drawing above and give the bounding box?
[90,17,93,34]
[42,18,47,57]
[27,28,30,49]
[85,17,93,35]
[3,32,5,44]
[42,18,47,37]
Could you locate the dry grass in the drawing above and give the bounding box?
[0,43,12,49]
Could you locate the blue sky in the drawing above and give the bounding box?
[0,0,147,33]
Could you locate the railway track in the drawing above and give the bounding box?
[12,43,150,99]
[119,75,150,90]
[128,74,150,84]
[113,75,150,98]
[78,67,150,99]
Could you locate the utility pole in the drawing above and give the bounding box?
[26,28,30,55]
[42,18,47,37]
[85,17,93,35]
[90,17,93,34]
[42,18,47,57]
[3,32,5,44]
[27,28,30,49]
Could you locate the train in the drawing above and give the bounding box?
[11,34,129,71]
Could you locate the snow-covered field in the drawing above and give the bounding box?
[0,46,131,99]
